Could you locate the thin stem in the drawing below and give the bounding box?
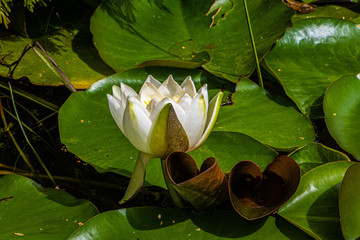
[161,158,186,209]
[119,152,154,204]
[30,42,77,93]
[0,81,59,112]
[0,170,126,190]
[242,0,263,88]
[8,82,56,186]
[0,99,39,178]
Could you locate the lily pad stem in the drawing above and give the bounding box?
[161,158,186,209]
[242,0,263,88]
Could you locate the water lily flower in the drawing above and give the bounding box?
[107,75,223,203]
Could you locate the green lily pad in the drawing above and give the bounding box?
[339,163,360,240]
[324,75,360,160]
[289,143,350,175]
[264,18,360,118]
[190,131,278,172]
[0,12,115,89]
[90,0,292,81]
[303,0,358,3]
[213,78,315,151]
[278,161,355,240]
[68,207,312,239]
[59,68,264,190]
[0,174,98,240]
[292,5,360,24]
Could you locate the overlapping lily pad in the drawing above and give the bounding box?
[0,174,98,239]
[213,78,315,150]
[264,18,360,118]
[278,161,355,240]
[59,68,275,189]
[289,143,350,175]
[68,207,312,239]
[0,12,114,88]
[292,5,360,24]
[339,163,360,240]
[90,0,293,81]
[324,75,360,160]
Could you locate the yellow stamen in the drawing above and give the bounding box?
[171,96,180,103]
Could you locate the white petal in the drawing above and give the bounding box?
[120,82,138,108]
[197,84,209,110]
[147,103,172,156]
[149,97,186,126]
[183,91,208,148]
[181,76,196,98]
[139,82,163,106]
[145,75,162,88]
[122,96,152,153]
[158,75,184,99]
[146,97,160,113]
[177,93,192,112]
[112,85,122,101]
[107,94,125,132]
[189,91,223,151]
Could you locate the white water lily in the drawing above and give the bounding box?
[107,75,223,203]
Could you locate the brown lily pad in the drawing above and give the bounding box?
[228,156,300,220]
[165,152,228,211]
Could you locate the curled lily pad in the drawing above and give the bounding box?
[165,152,228,210]
[229,156,300,220]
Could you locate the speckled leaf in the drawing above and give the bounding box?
[0,174,98,240]
[68,207,312,239]
[324,75,360,160]
[213,78,315,151]
[0,13,114,89]
[289,143,350,175]
[292,5,360,24]
[339,163,360,240]
[278,161,355,240]
[90,0,292,81]
[264,18,360,118]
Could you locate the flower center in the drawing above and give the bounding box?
[171,96,180,103]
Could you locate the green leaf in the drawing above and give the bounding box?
[190,131,278,172]
[0,12,115,89]
[278,161,355,240]
[264,18,360,118]
[0,174,98,240]
[339,163,360,240]
[324,75,360,160]
[90,0,292,81]
[68,207,312,239]
[292,5,360,24]
[289,143,350,175]
[213,78,315,150]
[59,67,234,189]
